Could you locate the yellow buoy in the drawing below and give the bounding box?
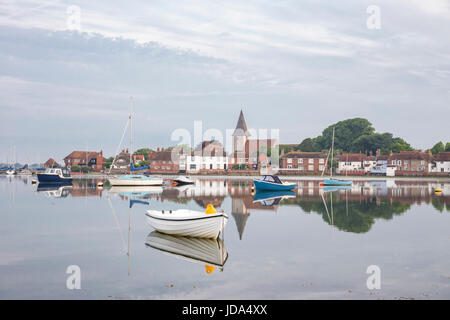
[434,188,442,193]
[205,204,216,214]
[205,265,215,274]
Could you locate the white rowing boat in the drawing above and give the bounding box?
[146,204,228,239]
[145,231,228,273]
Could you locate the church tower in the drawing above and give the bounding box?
[232,110,251,153]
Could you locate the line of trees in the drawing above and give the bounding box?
[294,118,414,155]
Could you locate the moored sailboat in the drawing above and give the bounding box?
[108,97,163,186]
[322,127,352,187]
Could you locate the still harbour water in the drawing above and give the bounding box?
[0,175,449,299]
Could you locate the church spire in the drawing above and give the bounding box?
[232,110,251,137]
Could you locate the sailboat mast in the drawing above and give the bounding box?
[330,127,335,178]
[129,97,133,172]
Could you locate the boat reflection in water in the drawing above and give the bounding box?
[252,190,296,207]
[36,183,73,198]
[145,231,228,274]
[108,186,163,198]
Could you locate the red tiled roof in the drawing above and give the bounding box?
[388,151,432,161]
[281,152,327,159]
[64,151,101,160]
[434,152,450,161]
[45,158,59,166]
[339,153,367,162]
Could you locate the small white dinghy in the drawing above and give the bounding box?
[146,204,228,239]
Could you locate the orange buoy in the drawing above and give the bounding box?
[205,265,215,274]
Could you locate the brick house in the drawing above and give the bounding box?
[64,150,105,171]
[280,151,328,175]
[149,148,179,174]
[388,151,432,175]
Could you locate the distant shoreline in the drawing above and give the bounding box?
[72,173,450,182]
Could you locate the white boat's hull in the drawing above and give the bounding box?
[109,186,163,194]
[108,177,163,186]
[146,210,228,239]
[146,231,228,268]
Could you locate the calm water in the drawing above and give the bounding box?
[0,175,449,299]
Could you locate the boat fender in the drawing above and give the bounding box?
[205,265,215,274]
[205,204,216,214]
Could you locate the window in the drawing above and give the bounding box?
[319,165,324,171]
[298,166,304,171]
[299,159,303,164]
[392,160,396,165]
[309,159,314,164]
[319,158,324,164]
[421,160,425,165]
[404,160,409,164]
[397,160,401,165]
[189,164,196,170]
[287,165,292,169]
[308,165,314,171]
[287,158,292,164]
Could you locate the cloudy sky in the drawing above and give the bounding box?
[0,0,449,163]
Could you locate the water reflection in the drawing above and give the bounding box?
[145,231,228,274]
[24,177,450,238]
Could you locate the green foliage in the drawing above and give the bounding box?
[135,160,149,167]
[279,145,293,155]
[134,148,153,160]
[70,165,91,173]
[313,118,375,152]
[431,141,445,155]
[297,118,413,155]
[231,164,248,170]
[104,156,114,169]
[295,138,315,152]
[445,142,450,152]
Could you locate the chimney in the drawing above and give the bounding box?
[126,148,129,153]
[157,147,160,152]
[376,148,381,157]
[390,150,393,156]
[281,149,285,156]
[162,147,165,152]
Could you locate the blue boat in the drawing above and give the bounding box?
[37,168,72,184]
[253,175,296,191]
[253,190,296,206]
[323,185,351,192]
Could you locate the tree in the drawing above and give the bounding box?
[431,141,445,155]
[313,118,375,152]
[445,142,450,152]
[134,148,153,160]
[295,138,316,152]
[104,156,114,169]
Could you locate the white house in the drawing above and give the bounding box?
[186,153,228,173]
[338,153,367,173]
[431,152,450,173]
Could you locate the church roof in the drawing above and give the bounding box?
[232,110,251,137]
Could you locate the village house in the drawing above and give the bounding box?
[338,153,367,175]
[280,151,328,174]
[228,110,278,170]
[387,151,432,175]
[44,158,59,168]
[111,149,130,170]
[430,152,450,174]
[187,140,228,173]
[64,150,105,171]
[133,154,145,165]
[370,155,389,175]
[148,148,179,174]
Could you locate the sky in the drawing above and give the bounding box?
[0,0,449,164]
